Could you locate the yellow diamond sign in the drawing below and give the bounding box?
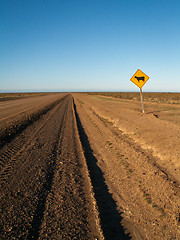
[130,69,149,89]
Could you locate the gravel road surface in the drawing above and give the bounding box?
[1,93,179,239]
[0,94,65,121]
[0,95,103,239]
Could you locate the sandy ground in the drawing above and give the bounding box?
[0,93,179,239]
[73,93,180,239]
[75,94,180,184]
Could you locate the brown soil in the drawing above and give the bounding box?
[0,95,103,239]
[0,93,66,146]
[0,93,179,239]
[73,93,180,240]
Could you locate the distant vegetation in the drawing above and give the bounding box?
[87,92,180,104]
[0,92,57,102]
[1,92,180,104]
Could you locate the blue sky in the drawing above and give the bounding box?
[0,0,180,92]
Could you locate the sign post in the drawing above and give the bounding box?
[130,69,149,113]
[140,88,145,113]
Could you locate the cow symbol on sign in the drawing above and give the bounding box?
[130,69,149,89]
[134,76,145,82]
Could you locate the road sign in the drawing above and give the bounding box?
[130,69,149,89]
[130,69,150,113]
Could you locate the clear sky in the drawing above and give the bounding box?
[0,0,180,92]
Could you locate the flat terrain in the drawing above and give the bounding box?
[0,92,179,239]
[0,93,65,121]
[73,93,180,239]
[0,94,103,239]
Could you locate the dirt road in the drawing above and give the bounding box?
[0,93,179,239]
[0,94,66,147]
[0,95,102,239]
[0,93,65,121]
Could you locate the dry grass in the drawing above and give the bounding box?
[87,92,180,104]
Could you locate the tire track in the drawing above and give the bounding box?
[27,99,68,240]
[0,97,67,192]
[0,95,66,147]
[0,96,66,167]
[0,96,70,239]
[37,96,102,239]
[0,95,103,239]
[0,106,34,122]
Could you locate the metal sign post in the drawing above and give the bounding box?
[140,88,145,113]
[130,69,149,114]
